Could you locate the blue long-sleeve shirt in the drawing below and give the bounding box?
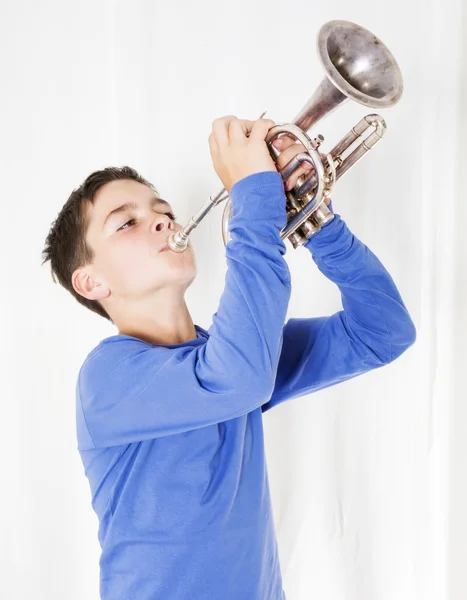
[76,170,416,600]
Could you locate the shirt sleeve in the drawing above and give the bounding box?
[76,171,292,449]
[261,212,417,413]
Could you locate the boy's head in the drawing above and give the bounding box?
[41,166,196,324]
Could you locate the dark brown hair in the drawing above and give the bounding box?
[41,166,158,322]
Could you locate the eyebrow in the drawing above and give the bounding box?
[102,197,171,230]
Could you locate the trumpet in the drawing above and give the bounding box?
[167,19,403,253]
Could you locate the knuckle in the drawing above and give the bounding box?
[213,115,234,125]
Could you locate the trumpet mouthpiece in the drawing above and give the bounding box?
[167,231,188,253]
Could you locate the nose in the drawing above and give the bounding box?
[151,213,176,234]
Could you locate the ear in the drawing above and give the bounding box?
[72,266,110,301]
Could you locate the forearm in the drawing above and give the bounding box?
[303,212,416,363]
[202,170,292,396]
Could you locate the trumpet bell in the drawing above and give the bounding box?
[318,20,403,108]
[292,20,403,133]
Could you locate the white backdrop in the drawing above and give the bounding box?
[2,0,465,598]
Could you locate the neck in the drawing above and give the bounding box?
[111,289,197,346]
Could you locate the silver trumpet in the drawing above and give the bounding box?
[167,19,403,253]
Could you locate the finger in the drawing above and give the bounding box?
[284,164,314,191]
[208,132,218,155]
[248,118,276,142]
[281,154,317,191]
[228,118,256,142]
[273,142,314,190]
[272,135,296,151]
[275,142,308,170]
[211,115,237,149]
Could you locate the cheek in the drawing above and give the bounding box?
[103,238,171,281]
[97,235,197,292]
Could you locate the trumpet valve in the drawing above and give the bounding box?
[311,134,325,149]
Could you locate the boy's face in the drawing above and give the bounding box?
[76,179,196,303]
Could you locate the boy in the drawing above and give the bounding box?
[41,116,416,599]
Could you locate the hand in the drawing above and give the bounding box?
[272,136,331,206]
[208,116,277,193]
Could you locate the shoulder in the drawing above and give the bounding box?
[77,335,152,398]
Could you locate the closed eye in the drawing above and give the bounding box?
[117,212,177,232]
